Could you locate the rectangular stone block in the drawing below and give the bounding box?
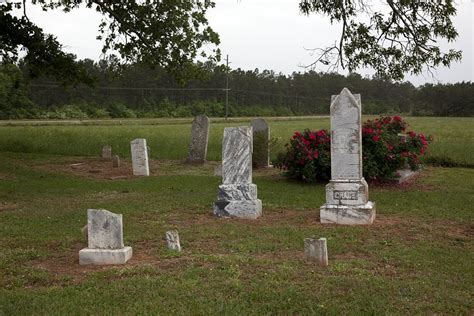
[325,179,369,205]
[130,138,150,176]
[320,202,376,225]
[87,209,124,249]
[217,184,257,201]
[222,127,253,184]
[166,230,181,251]
[188,114,210,163]
[304,237,328,266]
[102,145,112,159]
[213,199,262,219]
[79,247,132,265]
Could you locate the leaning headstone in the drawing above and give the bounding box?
[213,126,262,219]
[304,237,328,266]
[251,118,270,168]
[79,209,132,265]
[130,138,150,176]
[187,114,210,163]
[102,145,112,159]
[320,88,376,225]
[112,155,120,168]
[165,230,181,252]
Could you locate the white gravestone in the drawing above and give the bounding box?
[130,138,150,176]
[213,127,262,219]
[304,237,328,266]
[251,118,270,168]
[79,209,132,265]
[166,230,181,251]
[188,114,210,163]
[320,88,376,225]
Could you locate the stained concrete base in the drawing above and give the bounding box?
[79,247,132,265]
[320,202,376,225]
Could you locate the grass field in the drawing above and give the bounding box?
[0,116,472,165]
[0,116,473,314]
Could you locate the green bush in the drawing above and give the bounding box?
[274,116,432,182]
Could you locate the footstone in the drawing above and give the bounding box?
[130,138,150,176]
[79,209,132,265]
[320,88,375,225]
[304,237,328,266]
[102,145,112,159]
[165,230,181,251]
[214,164,222,177]
[251,118,270,168]
[188,115,210,163]
[112,155,120,168]
[213,127,262,219]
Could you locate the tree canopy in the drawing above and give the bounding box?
[299,0,462,81]
[0,0,464,84]
[0,0,220,84]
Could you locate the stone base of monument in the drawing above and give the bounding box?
[213,199,262,219]
[79,246,132,265]
[320,202,376,225]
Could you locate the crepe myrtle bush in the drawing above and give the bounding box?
[274,116,432,182]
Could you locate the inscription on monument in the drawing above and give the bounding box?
[333,190,358,200]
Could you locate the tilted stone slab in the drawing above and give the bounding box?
[188,114,210,163]
[251,118,270,168]
[130,138,150,176]
[79,209,132,265]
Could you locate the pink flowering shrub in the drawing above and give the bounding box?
[274,116,432,182]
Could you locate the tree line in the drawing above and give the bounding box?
[0,59,472,119]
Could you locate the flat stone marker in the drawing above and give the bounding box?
[112,155,120,168]
[79,209,132,265]
[130,138,150,176]
[213,126,262,219]
[251,118,270,168]
[304,237,328,266]
[165,230,181,252]
[320,88,376,225]
[102,145,112,159]
[188,114,210,163]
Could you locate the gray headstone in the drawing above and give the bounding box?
[112,155,120,168]
[79,209,133,265]
[213,126,262,219]
[251,118,270,168]
[320,88,376,225]
[102,145,112,159]
[130,138,150,176]
[165,230,181,252]
[304,237,328,266]
[188,115,210,163]
[87,209,124,249]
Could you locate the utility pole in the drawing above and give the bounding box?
[225,54,230,121]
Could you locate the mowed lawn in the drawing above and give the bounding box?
[0,116,473,314]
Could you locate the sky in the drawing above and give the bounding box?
[10,0,474,86]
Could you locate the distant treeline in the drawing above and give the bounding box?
[0,58,473,119]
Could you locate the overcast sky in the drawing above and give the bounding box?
[12,0,474,86]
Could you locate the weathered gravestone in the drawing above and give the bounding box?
[251,118,270,168]
[79,209,132,265]
[213,127,262,219]
[130,138,150,176]
[188,114,210,163]
[112,155,120,168]
[102,145,112,159]
[304,237,328,266]
[165,230,181,252]
[320,88,376,225]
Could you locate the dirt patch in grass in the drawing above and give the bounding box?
[0,202,18,212]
